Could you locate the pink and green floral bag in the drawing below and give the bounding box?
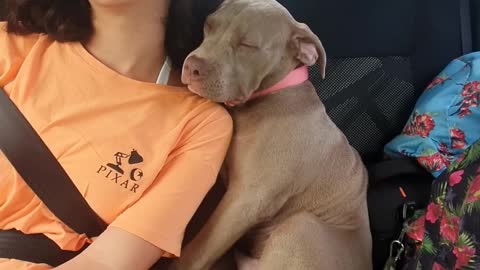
[401,141,480,270]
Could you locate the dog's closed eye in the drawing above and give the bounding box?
[238,40,260,49]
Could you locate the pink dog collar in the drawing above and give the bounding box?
[225,66,309,107]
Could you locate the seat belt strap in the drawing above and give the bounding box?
[0,230,87,267]
[0,89,107,238]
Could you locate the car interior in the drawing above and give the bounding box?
[276,0,479,269]
[1,0,479,269]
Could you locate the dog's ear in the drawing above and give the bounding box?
[291,23,327,79]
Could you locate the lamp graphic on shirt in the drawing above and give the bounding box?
[106,149,144,175]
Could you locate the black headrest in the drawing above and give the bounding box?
[278,0,465,89]
[277,0,469,162]
[473,0,480,50]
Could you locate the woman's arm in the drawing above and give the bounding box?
[55,227,164,270]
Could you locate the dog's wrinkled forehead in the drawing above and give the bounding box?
[218,0,284,11]
[212,0,292,28]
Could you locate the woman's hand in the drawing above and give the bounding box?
[54,227,164,270]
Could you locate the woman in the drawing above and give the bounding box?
[0,0,230,269]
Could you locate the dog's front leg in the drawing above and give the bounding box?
[171,182,289,270]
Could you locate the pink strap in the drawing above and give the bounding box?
[225,66,309,107]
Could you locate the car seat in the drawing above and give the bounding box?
[275,0,480,269]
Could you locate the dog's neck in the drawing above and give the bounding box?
[225,66,309,107]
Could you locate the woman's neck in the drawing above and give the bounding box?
[84,1,170,83]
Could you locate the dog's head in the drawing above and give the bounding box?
[182,0,326,104]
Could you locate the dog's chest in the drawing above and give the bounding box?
[226,88,368,256]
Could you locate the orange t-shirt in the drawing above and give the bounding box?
[0,23,232,269]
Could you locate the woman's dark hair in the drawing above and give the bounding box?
[4,0,224,69]
[166,0,224,69]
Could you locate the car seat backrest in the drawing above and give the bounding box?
[473,0,480,50]
[279,0,473,164]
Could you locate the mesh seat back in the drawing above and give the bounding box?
[279,0,467,163]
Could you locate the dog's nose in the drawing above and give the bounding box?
[183,56,208,82]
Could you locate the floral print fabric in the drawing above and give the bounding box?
[385,52,480,177]
[403,141,480,270]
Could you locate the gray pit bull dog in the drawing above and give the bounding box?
[171,0,372,269]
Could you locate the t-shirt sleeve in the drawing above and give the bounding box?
[110,106,233,257]
[0,22,39,92]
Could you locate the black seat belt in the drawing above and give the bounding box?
[0,88,107,258]
[0,90,171,269]
[0,230,89,267]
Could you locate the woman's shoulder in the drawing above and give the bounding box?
[186,92,232,127]
[161,71,230,124]
[0,22,49,88]
[0,22,44,57]
[168,88,233,133]
[199,100,233,129]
